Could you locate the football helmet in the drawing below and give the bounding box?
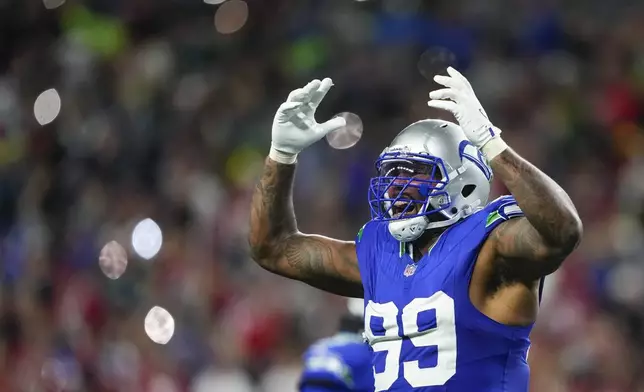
[368,119,493,242]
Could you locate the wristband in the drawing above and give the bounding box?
[269,145,298,165]
[480,136,508,160]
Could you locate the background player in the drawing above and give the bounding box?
[249,69,582,390]
[298,298,373,392]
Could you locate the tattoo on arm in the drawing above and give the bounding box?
[249,158,362,297]
[249,157,297,260]
[282,234,362,296]
[490,148,583,272]
[490,218,556,279]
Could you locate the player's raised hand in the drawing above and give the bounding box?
[428,67,508,159]
[269,78,347,164]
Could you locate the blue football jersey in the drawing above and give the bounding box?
[357,195,541,392]
[299,332,374,392]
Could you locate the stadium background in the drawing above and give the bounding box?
[0,0,643,391]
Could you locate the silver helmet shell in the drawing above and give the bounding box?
[368,119,493,242]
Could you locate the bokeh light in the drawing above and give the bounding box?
[204,0,227,4]
[42,0,65,10]
[144,306,175,345]
[214,0,248,35]
[99,241,128,279]
[326,112,363,150]
[33,88,61,125]
[131,218,163,260]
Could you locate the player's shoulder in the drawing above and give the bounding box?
[442,195,524,248]
[483,195,522,215]
[478,195,524,229]
[355,220,395,256]
[355,220,386,245]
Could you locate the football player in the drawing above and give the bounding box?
[249,68,582,391]
[298,299,373,392]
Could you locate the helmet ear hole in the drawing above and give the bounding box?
[461,184,476,198]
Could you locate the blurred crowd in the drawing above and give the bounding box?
[1,0,644,391]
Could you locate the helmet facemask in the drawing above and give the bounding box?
[369,151,454,241]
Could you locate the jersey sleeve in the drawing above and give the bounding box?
[299,351,354,391]
[355,221,379,301]
[482,195,525,233]
[355,222,372,262]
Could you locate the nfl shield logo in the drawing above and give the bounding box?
[403,263,417,277]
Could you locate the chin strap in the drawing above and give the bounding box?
[389,215,429,242]
[389,209,464,243]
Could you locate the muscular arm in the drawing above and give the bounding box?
[489,148,583,279]
[248,158,363,297]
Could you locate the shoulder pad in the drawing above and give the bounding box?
[484,195,524,228]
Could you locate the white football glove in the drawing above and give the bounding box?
[269,78,347,164]
[427,67,508,160]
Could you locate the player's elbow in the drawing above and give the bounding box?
[248,237,277,269]
[248,230,292,272]
[554,213,583,256]
[568,215,583,249]
[541,216,583,272]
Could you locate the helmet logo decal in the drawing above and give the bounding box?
[458,140,492,181]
